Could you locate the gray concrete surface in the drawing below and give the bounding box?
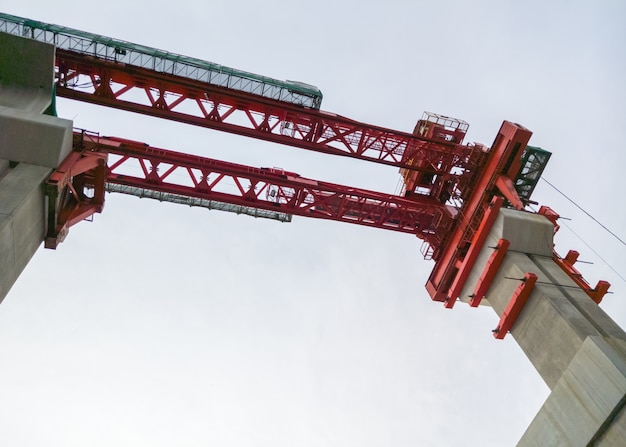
[520,336,626,446]
[0,32,72,168]
[0,161,51,303]
[457,208,626,446]
[0,105,72,168]
[0,32,72,303]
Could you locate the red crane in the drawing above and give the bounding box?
[2,13,605,310]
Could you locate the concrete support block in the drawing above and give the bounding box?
[0,32,55,114]
[490,208,555,257]
[518,336,626,446]
[0,161,51,303]
[0,105,72,168]
[0,31,71,169]
[458,208,554,305]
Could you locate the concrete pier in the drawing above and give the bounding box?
[0,32,72,304]
[457,209,626,446]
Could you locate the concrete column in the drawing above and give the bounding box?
[0,161,51,302]
[457,209,626,446]
[0,33,72,304]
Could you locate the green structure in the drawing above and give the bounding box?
[515,145,552,202]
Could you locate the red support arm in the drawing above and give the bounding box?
[554,250,611,304]
[43,143,107,248]
[539,210,611,304]
[493,273,537,340]
[469,238,510,307]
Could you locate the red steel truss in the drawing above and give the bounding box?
[59,131,455,243]
[54,50,487,205]
[47,49,532,304]
[2,12,610,310]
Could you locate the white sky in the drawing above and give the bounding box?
[1,1,625,445]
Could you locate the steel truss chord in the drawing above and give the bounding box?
[84,133,455,245]
[54,51,484,190]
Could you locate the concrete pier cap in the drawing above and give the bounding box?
[0,31,56,113]
[0,32,72,167]
[458,208,555,305]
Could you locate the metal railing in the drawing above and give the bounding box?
[0,12,323,109]
[105,184,293,223]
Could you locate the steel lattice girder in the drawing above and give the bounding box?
[73,132,456,243]
[54,50,486,201]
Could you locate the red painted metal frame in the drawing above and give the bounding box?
[43,144,107,248]
[538,207,610,303]
[554,250,611,304]
[50,48,535,285]
[426,121,532,302]
[54,50,488,249]
[71,131,455,240]
[538,205,560,232]
[493,272,537,340]
[443,196,504,308]
[469,238,510,307]
[55,50,484,175]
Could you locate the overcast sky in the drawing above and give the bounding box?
[1,1,625,446]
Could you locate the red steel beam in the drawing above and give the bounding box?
[43,147,107,248]
[469,238,510,307]
[72,132,455,242]
[493,273,537,339]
